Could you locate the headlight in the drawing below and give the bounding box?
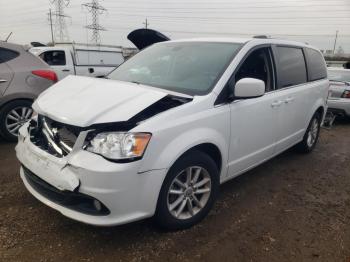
[86,132,151,161]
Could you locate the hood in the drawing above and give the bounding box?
[127,28,170,50]
[33,75,170,127]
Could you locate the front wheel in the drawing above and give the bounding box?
[296,112,321,153]
[154,150,219,230]
[0,100,33,142]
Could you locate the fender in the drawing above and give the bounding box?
[307,97,326,126]
[139,127,229,181]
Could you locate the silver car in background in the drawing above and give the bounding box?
[0,41,57,141]
[327,68,350,119]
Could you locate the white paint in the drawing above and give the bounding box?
[16,38,329,226]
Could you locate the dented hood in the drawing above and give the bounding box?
[33,75,169,127]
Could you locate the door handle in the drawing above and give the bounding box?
[62,69,70,72]
[0,79,7,83]
[271,100,283,108]
[284,97,295,103]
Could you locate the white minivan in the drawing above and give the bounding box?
[16,37,328,229]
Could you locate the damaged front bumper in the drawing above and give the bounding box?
[16,123,167,226]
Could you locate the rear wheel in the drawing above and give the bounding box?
[154,150,219,230]
[0,100,33,142]
[296,112,321,153]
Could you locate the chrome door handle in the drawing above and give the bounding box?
[0,79,7,83]
[284,97,295,103]
[271,100,283,108]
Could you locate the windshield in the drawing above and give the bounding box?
[328,70,350,83]
[108,42,242,95]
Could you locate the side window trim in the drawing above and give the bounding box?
[302,47,310,82]
[271,44,308,90]
[214,44,276,106]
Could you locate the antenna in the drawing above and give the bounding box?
[82,0,107,44]
[5,32,13,42]
[50,0,70,43]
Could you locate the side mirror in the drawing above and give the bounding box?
[234,78,265,99]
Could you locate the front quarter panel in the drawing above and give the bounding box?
[135,101,230,182]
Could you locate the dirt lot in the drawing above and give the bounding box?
[0,120,350,262]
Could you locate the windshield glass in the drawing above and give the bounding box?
[108,42,242,95]
[328,70,350,83]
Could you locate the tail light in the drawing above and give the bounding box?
[341,90,350,98]
[32,70,58,83]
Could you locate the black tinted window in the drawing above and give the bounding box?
[275,46,307,88]
[40,50,66,66]
[235,47,274,92]
[305,48,327,81]
[0,48,19,63]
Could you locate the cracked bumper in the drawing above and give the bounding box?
[16,123,167,226]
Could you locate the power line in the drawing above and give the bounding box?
[106,1,350,8]
[85,12,350,21]
[82,0,107,44]
[106,6,350,12]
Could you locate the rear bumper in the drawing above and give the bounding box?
[16,123,168,226]
[328,99,350,116]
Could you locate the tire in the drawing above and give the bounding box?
[296,112,321,153]
[154,150,219,230]
[0,100,33,142]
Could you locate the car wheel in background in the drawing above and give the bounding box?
[0,100,33,142]
[154,150,219,230]
[296,111,321,153]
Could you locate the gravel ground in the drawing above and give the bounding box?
[0,120,350,262]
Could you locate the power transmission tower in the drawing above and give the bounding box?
[82,0,107,44]
[333,30,339,55]
[48,9,55,45]
[50,0,70,43]
[143,18,149,29]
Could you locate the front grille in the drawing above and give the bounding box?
[23,166,110,216]
[29,116,79,158]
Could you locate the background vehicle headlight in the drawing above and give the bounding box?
[86,132,151,160]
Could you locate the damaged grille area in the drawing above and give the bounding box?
[29,116,80,158]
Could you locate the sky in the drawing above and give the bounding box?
[0,0,349,53]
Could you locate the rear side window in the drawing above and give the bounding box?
[0,48,19,63]
[305,48,327,81]
[39,50,66,66]
[275,46,307,88]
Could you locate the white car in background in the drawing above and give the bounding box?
[16,37,328,230]
[327,68,350,118]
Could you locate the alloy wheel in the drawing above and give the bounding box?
[167,166,212,220]
[5,106,32,137]
[307,118,319,148]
